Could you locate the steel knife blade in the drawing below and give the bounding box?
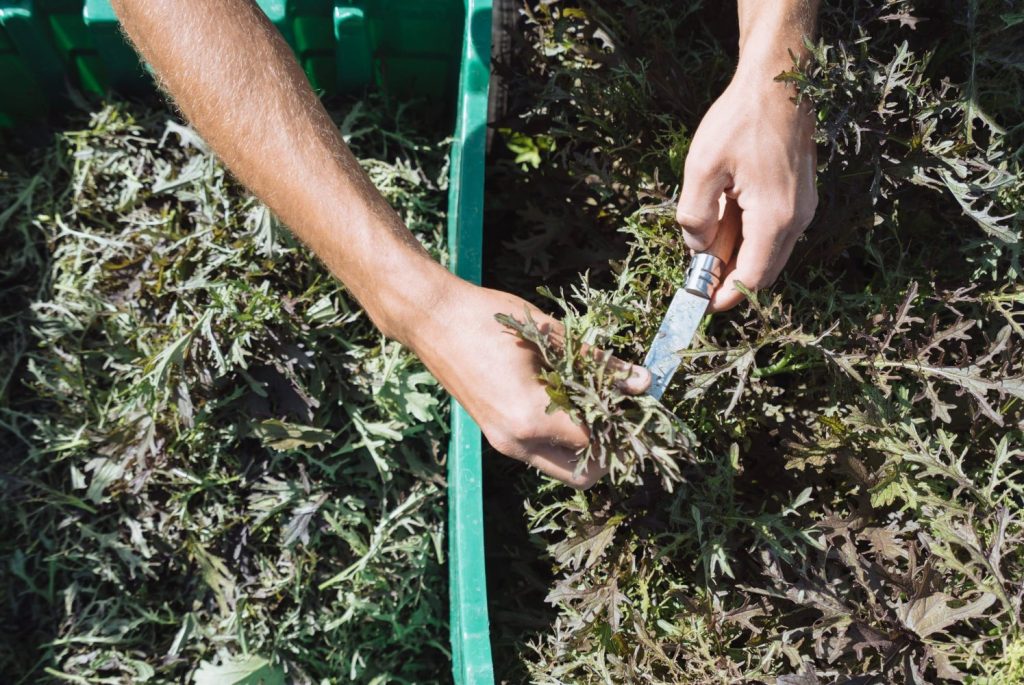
[643,197,740,400]
[643,253,722,399]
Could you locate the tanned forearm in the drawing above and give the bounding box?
[112,0,654,490]
[111,0,454,343]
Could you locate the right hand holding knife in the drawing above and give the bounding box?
[643,197,741,400]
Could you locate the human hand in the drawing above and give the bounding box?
[407,281,651,489]
[676,59,817,311]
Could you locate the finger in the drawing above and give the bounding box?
[532,329,651,396]
[766,228,802,286]
[616,362,652,395]
[522,443,607,490]
[677,156,730,252]
[709,209,796,312]
[534,407,591,452]
[495,406,603,489]
[713,200,741,276]
[510,374,613,489]
[580,345,651,395]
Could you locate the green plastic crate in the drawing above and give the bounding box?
[447,4,494,682]
[82,0,148,93]
[0,0,497,682]
[0,2,65,127]
[0,0,465,125]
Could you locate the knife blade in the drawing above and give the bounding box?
[643,254,722,399]
[643,211,738,400]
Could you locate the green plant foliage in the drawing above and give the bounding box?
[0,101,451,683]
[3,1,1023,682]
[487,1,1024,682]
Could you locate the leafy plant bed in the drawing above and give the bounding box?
[484,1,1024,683]
[0,99,452,683]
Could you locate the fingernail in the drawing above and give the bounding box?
[628,365,651,392]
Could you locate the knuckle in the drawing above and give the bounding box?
[503,407,538,444]
[677,209,710,232]
[682,230,710,251]
[566,471,599,491]
[772,195,818,233]
[485,413,534,456]
[675,201,698,224]
[796,199,818,228]
[484,428,519,458]
[754,270,777,289]
[676,201,720,234]
[733,269,768,291]
[682,153,715,180]
[770,205,800,230]
[566,436,590,452]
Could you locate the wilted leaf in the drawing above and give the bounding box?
[898,592,997,638]
[251,419,335,451]
[193,654,285,685]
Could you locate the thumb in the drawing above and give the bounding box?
[676,157,729,252]
[529,316,652,396]
[580,344,652,396]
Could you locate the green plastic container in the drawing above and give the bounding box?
[0,2,66,127]
[0,0,466,125]
[447,3,495,682]
[1,1,496,682]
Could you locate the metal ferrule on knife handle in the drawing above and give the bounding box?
[683,252,724,299]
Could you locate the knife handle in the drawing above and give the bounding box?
[683,201,740,299]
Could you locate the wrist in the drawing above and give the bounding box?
[363,255,461,348]
[308,196,461,349]
[736,0,816,84]
[735,36,809,85]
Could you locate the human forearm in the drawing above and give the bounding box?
[736,0,819,78]
[113,0,653,489]
[111,0,453,343]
